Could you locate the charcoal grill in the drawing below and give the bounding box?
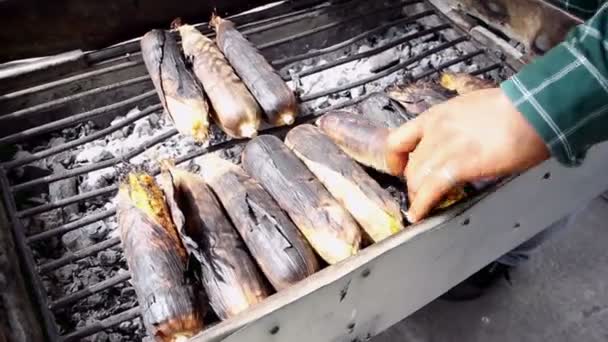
[1,0,608,341]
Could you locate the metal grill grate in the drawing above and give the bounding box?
[0,0,516,340]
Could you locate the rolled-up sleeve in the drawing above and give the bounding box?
[500,2,608,166]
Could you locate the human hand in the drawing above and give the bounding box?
[386,88,550,222]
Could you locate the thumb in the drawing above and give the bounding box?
[386,119,423,153]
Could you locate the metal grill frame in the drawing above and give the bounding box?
[0,0,565,341]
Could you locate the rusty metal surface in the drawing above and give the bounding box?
[0,189,45,342]
[445,0,583,56]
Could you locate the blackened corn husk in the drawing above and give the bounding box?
[386,82,450,116]
[175,21,261,138]
[285,125,404,242]
[242,135,362,264]
[316,111,466,211]
[116,172,203,341]
[159,165,270,320]
[199,156,319,290]
[316,111,406,177]
[211,15,297,126]
[440,72,496,95]
[140,29,210,142]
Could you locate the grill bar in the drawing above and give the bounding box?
[62,307,141,342]
[272,10,435,68]
[11,129,178,193]
[301,37,470,101]
[0,60,142,104]
[0,90,157,146]
[50,272,131,310]
[288,23,451,81]
[412,49,485,80]
[83,0,331,64]
[0,76,151,123]
[3,104,163,171]
[18,186,116,218]
[27,209,116,243]
[39,237,121,274]
[258,0,420,51]
[0,170,60,341]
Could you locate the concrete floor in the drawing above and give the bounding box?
[373,197,608,342]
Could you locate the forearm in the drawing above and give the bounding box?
[500,3,608,166]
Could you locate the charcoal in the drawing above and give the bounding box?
[132,119,152,138]
[62,227,95,251]
[49,164,78,218]
[120,287,136,297]
[79,167,117,193]
[98,250,119,266]
[364,48,400,72]
[55,264,78,283]
[76,145,114,164]
[148,113,160,127]
[87,221,110,241]
[87,293,104,306]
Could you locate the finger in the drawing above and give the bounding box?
[407,163,462,223]
[404,137,446,197]
[386,119,424,153]
[406,153,444,199]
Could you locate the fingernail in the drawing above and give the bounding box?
[405,211,417,223]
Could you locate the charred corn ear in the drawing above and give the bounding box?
[117,172,203,341]
[211,15,298,126]
[440,72,496,95]
[286,125,404,242]
[175,22,261,138]
[316,111,405,177]
[242,135,362,264]
[140,29,210,142]
[160,166,270,319]
[316,111,466,214]
[386,82,450,116]
[199,156,319,290]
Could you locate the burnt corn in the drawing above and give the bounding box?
[242,135,362,264]
[286,125,404,242]
[176,21,262,138]
[211,15,298,126]
[140,29,210,142]
[117,172,203,341]
[200,156,319,290]
[159,165,270,320]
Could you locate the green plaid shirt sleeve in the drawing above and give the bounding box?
[500,2,608,166]
[551,0,604,19]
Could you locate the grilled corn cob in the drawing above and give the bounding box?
[356,92,414,126]
[440,72,496,95]
[285,125,404,242]
[386,82,450,116]
[140,29,210,142]
[211,15,297,126]
[242,135,362,264]
[317,111,466,211]
[199,156,319,290]
[316,111,406,177]
[174,20,261,138]
[159,164,270,320]
[116,172,203,341]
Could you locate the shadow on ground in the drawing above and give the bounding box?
[373,197,608,342]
